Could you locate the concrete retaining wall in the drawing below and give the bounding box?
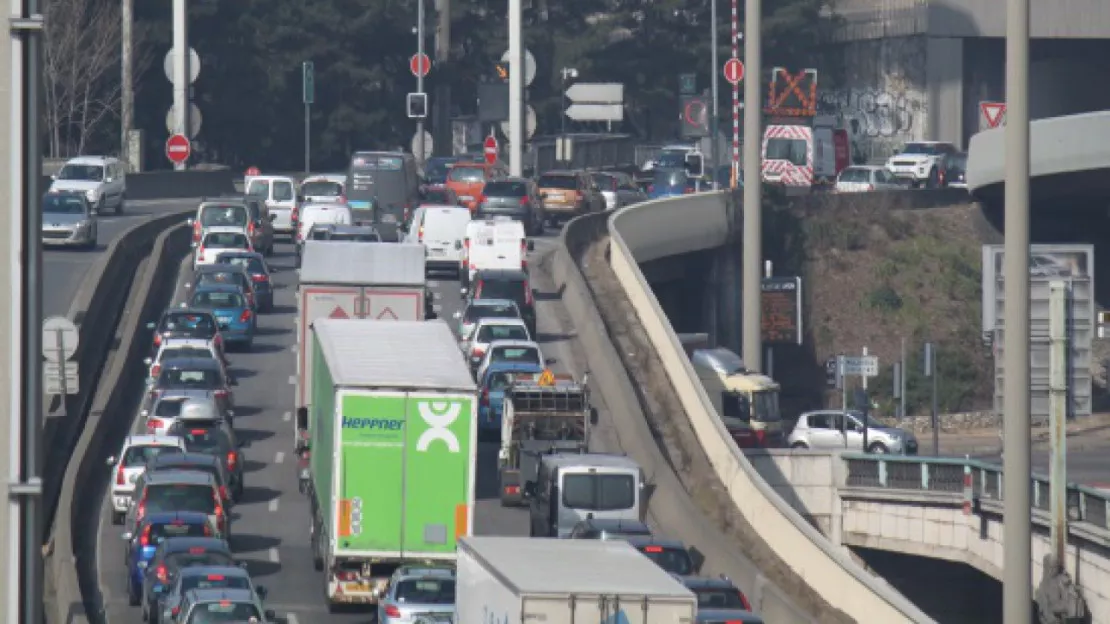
[746,450,842,539]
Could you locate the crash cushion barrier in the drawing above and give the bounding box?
[600,191,932,622]
[46,220,191,624]
[40,169,235,202]
[43,209,193,534]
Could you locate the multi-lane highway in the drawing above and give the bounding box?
[93,232,630,623]
[44,199,200,317]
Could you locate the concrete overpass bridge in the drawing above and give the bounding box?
[552,165,1110,621]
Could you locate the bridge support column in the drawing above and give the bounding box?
[713,241,743,354]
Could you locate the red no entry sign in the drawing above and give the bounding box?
[483,135,498,165]
[410,53,431,78]
[724,58,745,85]
[245,166,260,177]
[166,133,191,165]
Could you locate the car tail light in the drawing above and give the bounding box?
[472,346,485,359]
[115,464,126,486]
[203,523,212,536]
[219,485,229,502]
[335,569,359,581]
[139,525,152,547]
[251,274,266,283]
[146,418,163,432]
[155,564,168,584]
[248,221,255,236]
[214,389,229,401]
[737,591,752,611]
[208,574,225,581]
[480,388,489,407]
[153,333,162,347]
[384,605,402,618]
[171,607,180,617]
[136,498,147,521]
[292,205,299,221]
[192,221,201,242]
[519,195,529,206]
[418,224,425,243]
[525,282,534,306]
[866,184,875,191]
[754,428,767,446]
[197,244,205,260]
[214,498,226,530]
[643,545,663,553]
[150,364,161,379]
[227,450,238,471]
[239,309,252,323]
[647,184,654,193]
[213,334,222,349]
[339,195,346,204]
[684,187,695,194]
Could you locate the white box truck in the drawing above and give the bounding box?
[294,240,428,451]
[305,319,477,608]
[456,536,697,624]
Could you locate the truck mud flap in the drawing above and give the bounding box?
[499,469,524,507]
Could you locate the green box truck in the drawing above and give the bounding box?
[304,318,477,609]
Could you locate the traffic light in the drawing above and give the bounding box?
[494,61,510,82]
[406,92,428,119]
[679,94,709,138]
[685,152,704,178]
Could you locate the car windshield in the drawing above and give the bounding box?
[179,428,229,454]
[653,169,687,187]
[43,194,86,214]
[190,291,246,309]
[464,303,517,323]
[153,399,187,418]
[424,158,455,183]
[656,150,688,169]
[122,445,182,467]
[161,347,212,361]
[393,578,455,605]
[423,189,455,204]
[161,313,217,335]
[483,181,527,197]
[57,164,104,181]
[764,138,808,165]
[538,175,576,190]
[145,484,215,514]
[902,143,943,155]
[217,256,265,275]
[637,545,694,576]
[159,368,220,387]
[199,206,248,227]
[448,166,486,183]
[202,233,248,248]
[179,573,251,594]
[839,168,871,183]
[692,586,748,609]
[184,601,259,623]
[475,279,526,306]
[490,346,540,366]
[301,180,343,197]
[477,324,528,342]
[562,473,635,512]
[245,180,269,197]
[154,459,219,483]
[148,520,210,543]
[196,273,246,289]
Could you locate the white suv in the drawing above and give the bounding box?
[884,141,958,189]
[49,156,127,214]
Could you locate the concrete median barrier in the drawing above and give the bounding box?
[39,169,235,202]
[44,218,191,624]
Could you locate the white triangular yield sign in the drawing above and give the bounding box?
[981,102,1006,128]
[376,307,398,320]
[329,306,350,319]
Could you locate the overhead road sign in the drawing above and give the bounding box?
[565,82,625,122]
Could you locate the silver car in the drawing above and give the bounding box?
[41,190,98,249]
[377,566,456,623]
[590,171,647,210]
[452,298,521,341]
[788,410,918,455]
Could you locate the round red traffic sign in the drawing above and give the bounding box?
[724,58,745,85]
[483,135,498,165]
[165,133,191,165]
[409,53,432,78]
[245,166,260,176]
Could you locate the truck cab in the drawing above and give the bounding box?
[689,348,784,448]
[525,453,644,539]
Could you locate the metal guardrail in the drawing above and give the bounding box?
[842,453,1110,532]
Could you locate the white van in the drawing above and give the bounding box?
[245,175,298,237]
[294,202,352,267]
[462,217,531,286]
[50,156,127,214]
[405,204,472,276]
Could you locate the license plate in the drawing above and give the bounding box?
[459,195,473,202]
[344,581,369,592]
[428,248,444,256]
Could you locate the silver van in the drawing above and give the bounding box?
[525,453,644,538]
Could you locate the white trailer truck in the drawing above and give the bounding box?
[305,319,477,609]
[294,240,428,452]
[456,536,697,624]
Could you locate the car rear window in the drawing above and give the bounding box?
[159,368,220,387]
[538,175,577,190]
[190,291,245,309]
[635,544,694,576]
[161,347,212,362]
[149,520,210,542]
[179,428,228,454]
[167,551,234,573]
[448,167,486,183]
[196,272,246,289]
[477,324,529,342]
[154,456,221,481]
[423,189,455,204]
[475,279,527,305]
[301,180,343,197]
[180,573,251,593]
[153,399,186,418]
[122,444,182,467]
[217,256,265,275]
[202,233,248,248]
[839,168,870,183]
[483,181,527,196]
[591,173,617,190]
[161,313,217,334]
[185,600,259,622]
[692,586,749,609]
[393,578,456,604]
[145,484,215,514]
[491,346,540,366]
[199,206,248,227]
[464,304,517,323]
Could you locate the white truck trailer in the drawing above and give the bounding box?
[456,536,697,624]
[294,240,427,451]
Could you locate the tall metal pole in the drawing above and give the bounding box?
[1048,280,1068,566]
[2,0,18,612]
[741,0,762,371]
[507,0,523,177]
[304,104,310,173]
[416,0,426,166]
[709,0,719,189]
[1002,0,1032,618]
[171,0,188,171]
[120,0,133,169]
[433,0,450,157]
[730,1,739,188]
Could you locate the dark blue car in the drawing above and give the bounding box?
[122,511,215,606]
[140,536,235,619]
[187,283,256,349]
[215,251,274,312]
[477,361,546,441]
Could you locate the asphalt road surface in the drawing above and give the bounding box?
[94,231,606,623]
[44,199,198,318]
[969,449,1110,489]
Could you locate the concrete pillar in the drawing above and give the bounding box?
[703,251,720,347]
[926,37,964,146]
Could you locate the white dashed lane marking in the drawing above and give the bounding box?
[274,451,285,464]
[269,547,280,563]
[268,498,279,512]
[288,375,295,385]
[282,411,291,422]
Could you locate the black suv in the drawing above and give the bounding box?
[465,269,536,337]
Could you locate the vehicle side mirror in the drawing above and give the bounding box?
[105,455,116,466]
[190,242,198,248]
[183,283,192,289]
[50,174,57,180]
[256,586,268,598]
[523,481,536,498]
[145,322,156,330]
[186,218,194,226]
[590,407,599,425]
[459,287,468,296]
[452,311,462,320]
[143,357,152,366]
[121,532,132,540]
[527,240,535,251]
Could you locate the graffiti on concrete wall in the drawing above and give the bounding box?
[818,89,927,164]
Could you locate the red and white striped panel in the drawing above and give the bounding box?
[764,125,810,140]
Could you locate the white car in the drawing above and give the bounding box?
[404,204,471,275]
[189,200,252,246]
[299,174,347,203]
[144,338,225,385]
[788,410,918,455]
[105,434,186,524]
[884,141,959,188]
[245,174,298,236]
[193,226,253,270]
[49,155,127,214]
[453,298,522,342]
[834,166,904,193]
[474,339,546,381]
[296,202,352,243]
[142,392,228,435]
[462,317,531,371]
